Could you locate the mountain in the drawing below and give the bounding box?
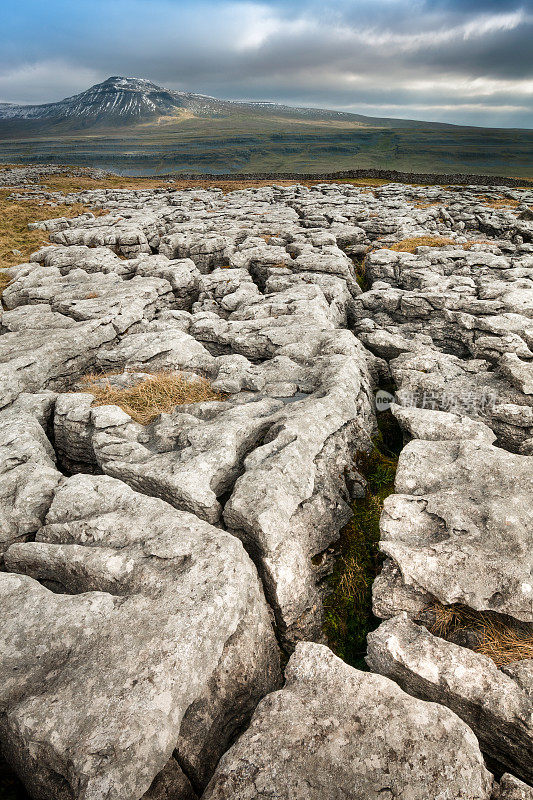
[0,76,368,129]
[0,76,532,178]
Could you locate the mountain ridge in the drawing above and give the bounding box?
[2,75,519,132]
[0,76,369,129]
[1,76,531,177]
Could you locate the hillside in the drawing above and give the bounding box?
[0,76,532,177]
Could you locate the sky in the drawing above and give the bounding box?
[1,0,532,128]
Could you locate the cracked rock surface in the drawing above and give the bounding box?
[366,613,533,783]
[1,474,280,799]
[203,642,496,800]
[1,171,532,798]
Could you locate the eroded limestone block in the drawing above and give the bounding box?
[224,331,374,645]
[1,475,280,799]
[367,614,533,783]
[0,306,116,406]
[203,642,495,800]
[380,436,533,623]
[0,411,61,563]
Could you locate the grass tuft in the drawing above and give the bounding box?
[429,602,533,668]
[388,236,455,252]
[79,371,223,424]
[476,195,521,210]
[0,189,107,269]
[0,270,12,296]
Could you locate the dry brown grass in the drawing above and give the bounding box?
[476,625,533,667]
[388,236,455,253]
[0,189,107,269]
[477,195,520,209]
[0,270,12,305]
[0,270,12,292]
[79,370,223,424]
[430,603,469,638]
[2,173,327,194]
[0,164,399,194]
[429,602,533,668]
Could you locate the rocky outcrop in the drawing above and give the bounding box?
[1,474,280,799]
[1,174,532,797]
[203,642,496,800]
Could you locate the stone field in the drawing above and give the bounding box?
[0,166,532,799]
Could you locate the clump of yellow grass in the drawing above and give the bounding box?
[79,371,223,424]
[429,602,533,668]
[388,236,455,252]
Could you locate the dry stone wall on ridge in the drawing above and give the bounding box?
[0,168,532,798]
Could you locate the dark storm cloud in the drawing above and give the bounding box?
[0,0,531,127]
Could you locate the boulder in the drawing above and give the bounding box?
[367,614,533,783]
[203,642,495,800]
[1,474,280,799]
[380,436,533,623]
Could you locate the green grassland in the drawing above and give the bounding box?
[0,111,531,177]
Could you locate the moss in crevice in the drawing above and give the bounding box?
[323,433,398,670]
[354,253,370,291]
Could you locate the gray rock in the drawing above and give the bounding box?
[0,411,61,563]
[90,396,284,524]
[0,305,116,406]
[3,268,173,334]
[497,774,533,800]
[367,614,533,783]
[380,436,533,622]
[3,177,533,798]
[224,332,373,646]
[31,244,131,276]
[1,474,280,799]
[142,759,197,800]
[203,641,495,800]
[500,353,533,395]
[6,390,57,429]
[95,320,217,375]
[132,256,201,310]
[391,403,497,443]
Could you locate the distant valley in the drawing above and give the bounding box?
[1,76,532,177]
